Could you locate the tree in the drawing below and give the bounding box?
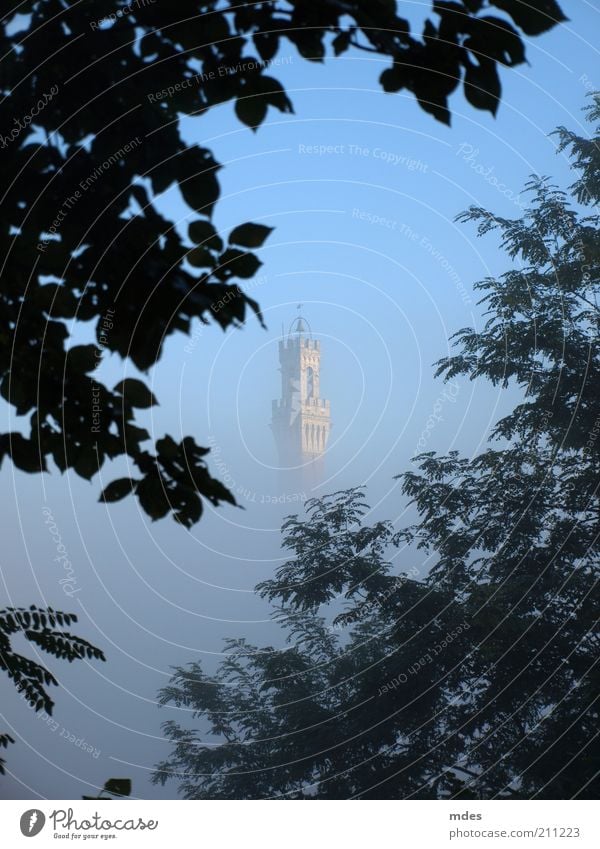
[0,605,105,774]
[153,97,599,799]
[153,487,476,799]
[0,0,566,527]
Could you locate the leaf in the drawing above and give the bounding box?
[189,220,223,251]
[292,30,325,62]
[73,445,100,480]
[178,147,221,215]
[228,222,274,248]
[464,60,501,115]
[114,378,158,409]
[467,17,526,67]
[68,345,99,373]
[187,246,215,268]
[136,475,171,521]
[235,95,268,130]
[253,32,279,61]
[150,165,177,195]
[181,435,210,458]
[104,778,132,797]
[100,478,137,503]
[219,249,262,279]
[415,86,451,125]
[156,435,179,460]
[254,76,294,114]
[332,31,352,56]
[123,424,151,446]
[6,434,47,473]
[380,67,404,93]
[490,0,567,36]
[173,494,203,528]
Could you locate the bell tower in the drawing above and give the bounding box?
[271,313,331,489]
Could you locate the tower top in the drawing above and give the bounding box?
[287,315,313,339]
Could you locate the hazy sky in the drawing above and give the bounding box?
[1,2,599,799]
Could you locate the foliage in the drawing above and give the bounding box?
[153,98,599,799]
[152,488,484,799]
[0,0,564,526]
[0,733,14,777]
[0,606,105,774]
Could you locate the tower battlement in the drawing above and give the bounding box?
[279,337,321,351]
[272,398,330,412]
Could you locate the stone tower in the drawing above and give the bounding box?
[271,315,331,491]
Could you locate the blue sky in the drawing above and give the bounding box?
[1,2,599,799]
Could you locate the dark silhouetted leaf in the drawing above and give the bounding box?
[235,94,268,130]
[100,478,137,503]
[68,345,99,374]
[380,67,404,92]
[464,60,501,114]
[188,246,215,268]
[219,249,262,279]
[189,220,223,251]
[228,223,274,248]
[114,379,158,409]
[332,31,352,56]
[490,0,567,36]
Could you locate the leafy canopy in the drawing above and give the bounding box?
[0,606,105,775]
[1,0,565,527]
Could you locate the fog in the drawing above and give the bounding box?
[1,5,597,799]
